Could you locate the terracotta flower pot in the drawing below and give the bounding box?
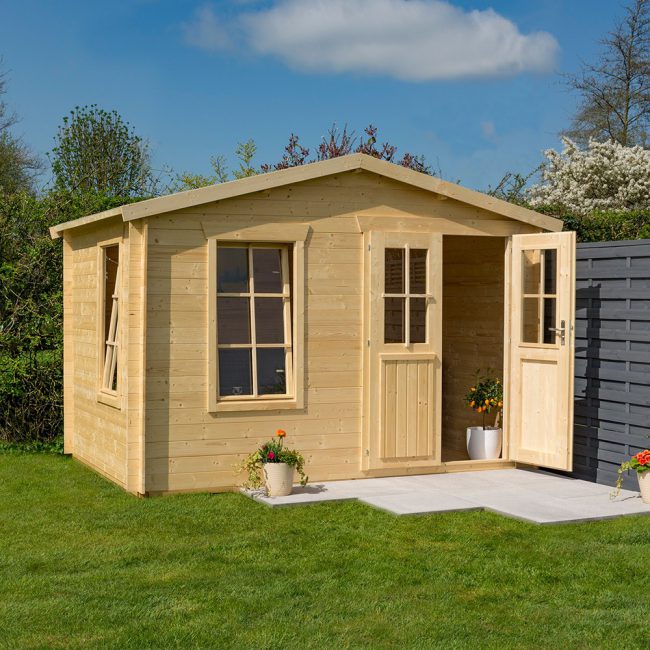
[466,427,502,460]
[638,471,650,504]
[263,462,295,497]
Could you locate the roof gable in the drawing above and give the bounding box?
[50,154,562,238]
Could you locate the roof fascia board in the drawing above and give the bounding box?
[49,206,124,239]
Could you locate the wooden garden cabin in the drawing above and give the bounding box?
[51,154,576,495]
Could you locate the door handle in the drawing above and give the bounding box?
[547,320,566,345]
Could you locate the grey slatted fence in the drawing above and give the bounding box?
[573,240,650,488]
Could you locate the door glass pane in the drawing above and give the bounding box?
[522,297,540,343]
[255,297,285,344]
[543,297,557,344]
[410,249,427,294]
[384,297,405,343]
[218,349,252,396]
[385,248,404,294]
[257,348,287,395]
[217,297,251,344]
[253,248,283,293]
[410,297,427,343]
[217,247,249,293]
[544,249,557,294]
[522,250,541,294]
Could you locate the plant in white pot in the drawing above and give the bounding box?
[613,449,650,503]
[464,371,503,461]
[239,429,308,497]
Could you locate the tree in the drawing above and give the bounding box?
[527,137,650,215]
[0,66,41,195]
[564,0,650,146]
[263,124,431,174]
[49,105,154,198]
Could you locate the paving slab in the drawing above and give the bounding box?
[359,490,481,516]
[242,469,650,524]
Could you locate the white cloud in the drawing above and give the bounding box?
[239,0,559,81]
[182,5,233,51]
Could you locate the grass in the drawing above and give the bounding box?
[0,455,648,649]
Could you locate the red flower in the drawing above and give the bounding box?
[267,451,275,460]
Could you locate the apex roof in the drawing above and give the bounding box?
[50,153,562,238]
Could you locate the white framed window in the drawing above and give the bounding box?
[97,240,121,405]
[207,230,307,413]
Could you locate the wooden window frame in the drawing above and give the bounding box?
[96,238,122,409]
[208,231,306,413]
[520,245,560,349]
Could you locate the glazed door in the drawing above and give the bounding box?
[362,231,442,471]
[508,232,576,471]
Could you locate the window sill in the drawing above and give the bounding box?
[210,398,301,413]
[96,391,122,410]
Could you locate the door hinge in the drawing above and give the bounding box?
[364,449,370,456]
[368,244,371,251]
[367,339,370,347]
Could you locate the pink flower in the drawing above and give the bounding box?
[267,451,275,460]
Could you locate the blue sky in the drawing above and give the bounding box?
[1,0,623,190]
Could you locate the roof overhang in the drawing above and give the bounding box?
[50,153,562,239]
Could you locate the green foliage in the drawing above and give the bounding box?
[0,435,63,455]
[232,139,258,179]
[239,431,308,489]
[465,370,503,428]
[50,104,154,197]
[613,449,650,497]
[0,189,138,443]
[559,210,650,242]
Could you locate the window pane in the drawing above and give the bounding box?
[253,248,283,293]
[522,249,541,294]
[522,297,540,343]
[410,249,427,294]
[543,297,557,344]
[384,297,405,343]
[219,349,252,396]
[104,245,119,339]
[257,348,287,395]
[410,298,427,343]
[217,247,249,293]
[255,297,285,344]
[217,297,250,344]
[385,248,404,294]
[544,249,557,294]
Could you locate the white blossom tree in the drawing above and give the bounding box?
[527,137,650,216]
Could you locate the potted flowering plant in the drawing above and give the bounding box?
[464,370,503,460]
[613,449,650,504]
[239,429,308,497]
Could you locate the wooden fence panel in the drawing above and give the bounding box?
[573,240,650,488]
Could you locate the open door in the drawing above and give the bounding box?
[507,231,576,471]
[362,231,442,471]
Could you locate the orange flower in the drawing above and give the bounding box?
[484,399,490,405]
[276,429,286,438]
[470,400,475,407]
[498,401,503,408]
[477,406,482,413]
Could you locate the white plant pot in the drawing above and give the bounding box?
[638,471,650,504]
[263,462,295,497]
[466,427,502,461]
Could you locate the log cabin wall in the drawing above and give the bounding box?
[66,220,129,487]
[142,172,528,494]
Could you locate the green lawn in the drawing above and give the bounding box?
[0,455,648,649]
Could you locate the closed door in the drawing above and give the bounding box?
[507,232,576,471]
[362,231,442,471]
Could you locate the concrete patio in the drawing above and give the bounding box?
[243,468,650,524]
